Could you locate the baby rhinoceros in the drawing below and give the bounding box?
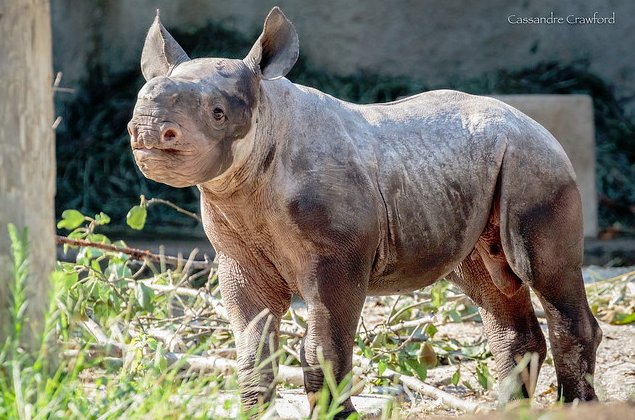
[128,7,601,416]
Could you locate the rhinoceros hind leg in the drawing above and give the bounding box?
[449,255,546,402]
[500,182,602,402]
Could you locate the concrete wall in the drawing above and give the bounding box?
[52,0,635,115]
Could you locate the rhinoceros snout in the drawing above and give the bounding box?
[128,120,182,150]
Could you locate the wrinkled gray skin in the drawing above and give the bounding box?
[128,7,602,416]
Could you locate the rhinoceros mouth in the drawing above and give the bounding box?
[132,147,183,163]
[133,146,180,154]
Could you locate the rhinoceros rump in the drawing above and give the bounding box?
[128,7,602,416]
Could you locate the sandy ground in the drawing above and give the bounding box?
[399,321,634,418]
[267,302,634,418]
[269,266,634,418]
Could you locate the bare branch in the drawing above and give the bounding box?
[57,235,214,270]
[355,355,485,413]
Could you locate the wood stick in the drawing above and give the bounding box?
[57,235,214,270]
[77,273,483,413]
[128,327,187,352]
[355,355,485,413]
[137,282,229,320]
[78,317,481,412]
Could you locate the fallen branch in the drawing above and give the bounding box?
[76,277,481,413]
[81,316,115,345]
[57,235,214,270]
[164,352,237,375]
[77,312,304,386]
[129,326,187,352]
[76,317,481,413]
[137,282,228,319]
[355,355,485,413]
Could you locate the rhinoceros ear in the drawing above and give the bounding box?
[141,11,190,81]
[244,7,299,80]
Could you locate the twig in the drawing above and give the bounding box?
[372,323,424,359]
[386,316,436,333]
[359,315,436,343]
[57,235,214,270]
[129,327,187,352]
[137,282,229,320]
[388,299,432,325]
[81,316,118,346]
[386,295,402,324]
[146,198,202,223]
[77,308,481,413]
[356,355,484,413]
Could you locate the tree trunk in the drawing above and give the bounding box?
[0,0,56,347]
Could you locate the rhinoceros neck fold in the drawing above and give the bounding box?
[197,81,284,199]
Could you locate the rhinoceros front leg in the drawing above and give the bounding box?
[217,253,292,414]
[299,256,369,417]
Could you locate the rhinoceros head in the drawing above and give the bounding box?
[128,7,298,187]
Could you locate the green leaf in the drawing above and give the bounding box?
[68,229,86,240]
[377,359,387,376]
[476,361,493,390]
[126,206,147,230]
[424,323,438,339]
[52,269,78,291]
[404,359,427,381]
[94,212,111,225]
[362,345,373,359]
[356,336,366,353]
[430,281,449,309]
[106,262,132,279]
[451,367,461,386]
[135,282,155,312]
[57,209,86,230]
[77,246,103,263]
[97,282,111,303]
[154,344,168,372]
[370,331,386,347]
[87,233,111,245]
[614,312,635,325]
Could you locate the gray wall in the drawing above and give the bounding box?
[52,0,635,114]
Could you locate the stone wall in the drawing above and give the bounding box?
[50,0,633,237]
[52,0,635,114]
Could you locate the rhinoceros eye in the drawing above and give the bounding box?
[213,107,225,121]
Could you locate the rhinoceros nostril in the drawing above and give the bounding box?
[160,123,181,143]
[163,128,177,141]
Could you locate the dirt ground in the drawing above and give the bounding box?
[271,307,634,418]
[398,321,634,418]
[273,286,634,418]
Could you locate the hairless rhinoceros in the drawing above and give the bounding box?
[128,7,602,416]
